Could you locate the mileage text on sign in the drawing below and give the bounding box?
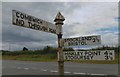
[62,35,101,46]
[63,50,114,60]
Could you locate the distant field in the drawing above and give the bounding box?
[2,54,57,62]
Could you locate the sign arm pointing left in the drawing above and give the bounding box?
[12,10,57,34]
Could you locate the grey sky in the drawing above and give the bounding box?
[1,2,119,51]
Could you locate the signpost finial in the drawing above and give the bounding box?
[54,12,65,34]
[54,12,65,22]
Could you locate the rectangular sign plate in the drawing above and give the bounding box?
[62,35,101,46]
[64,50,115,60]
[12,10,56,34]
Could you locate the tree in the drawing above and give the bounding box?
[43,46,57,54]
[23,47,28,51]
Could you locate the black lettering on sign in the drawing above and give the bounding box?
[20,13,24,19]
[79,56,84,60]
[75,42,78,45]
[81,41,87,45]
[49,28,56,34]
[28,22,32,28]
[81,37,85,40]
[84,37,87,40]
[68,42,71,46]
[109,52,113,55]
[31,25,35,29]
[66,52,69,55]
[79,52,83,55]
[92,51,98,56]
[104,51,108,55]
[92,37,96,42]
[28,22,39,30]
[16,12,20,18]
[70,38,72,42]
[105,55,109,60]
[69,38,72,42]
[97,51,100,55]
[87,51,92,56]
[41,26,47,32]
[65,56,68,60]
[90,55,93,60]
[24,14,31,21]
[95,36,99,42]
[109,56,113,60]
[84,55,90,60]
[16,19,24,26]
[75,38,78,41]
[87,36,92,40]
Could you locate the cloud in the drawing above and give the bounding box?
[2,0,119,2]
[2,2,118,51]
[63,2,118,35]
[63,2,118,47]
[0,2,2,50]
[102,32,118,46]
[2,2,60,50]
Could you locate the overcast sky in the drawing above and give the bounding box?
[1,1,119,51]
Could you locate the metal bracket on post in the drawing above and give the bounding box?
[54,12,65,76]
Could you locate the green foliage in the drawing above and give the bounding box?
[2,46,75,56]
[2,46,58,61]
[91,45,119,53]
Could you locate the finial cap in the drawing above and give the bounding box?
[54,12,65,22]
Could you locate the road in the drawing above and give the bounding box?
[2,60,119,76]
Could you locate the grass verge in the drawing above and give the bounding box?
[2,54,57,62]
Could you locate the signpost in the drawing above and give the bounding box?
[64,50,115,60]
[54,12,65,76]
[12,10,116,76]
[62,35,101,46]
[12,10,56,34]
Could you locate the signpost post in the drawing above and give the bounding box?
[54,12,65,76]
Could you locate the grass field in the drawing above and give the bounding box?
[2,54,57,62]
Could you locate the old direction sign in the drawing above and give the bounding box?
[62,35,101,46]
[12,10,56,34]
[64,50,115,60]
